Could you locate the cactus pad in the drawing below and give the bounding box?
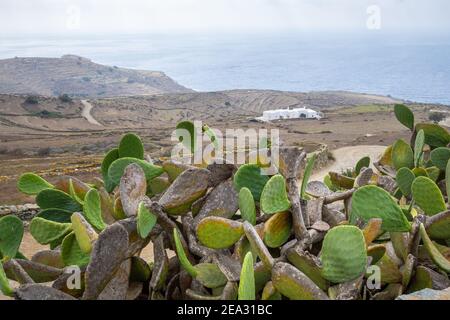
[29,217,72,245]
[411,176,446,216]
[239,187,256,225]
[233,164,270,201]
[17,173,54,195]
[414,129,425,167]
[264,211,292,248]
[419,224,450,273]
[394,104,414,131]
[0,262,13,297]
[238,252,255,300]
[173,228,197,277]
[196,217,244,249]
[351,185,410,232]
[260,175,291,214]
[415,123,450,147]
[272,262,329,300]
[0,215,24,258]
[396,167,415,196]
[355,156,370,175]
[83,189,106,231]
[71,212,98,254]
[137,202,157,239]
[36,189,82,212]
[61,232,90,267]
[286,247,328,291]
[194,263,228,289]
[118,133,144,159]
[321,225,367,283]
[430,147,450,170]
[392,139,414,170]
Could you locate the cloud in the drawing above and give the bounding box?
[0,0,449,34]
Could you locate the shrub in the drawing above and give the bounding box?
[58,94,73,103]
[25,96,39,104]
[429,112,446,123]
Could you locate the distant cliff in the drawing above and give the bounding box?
[0,55,192,98]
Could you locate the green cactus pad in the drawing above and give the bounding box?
[118,133,145,159]
[197,217,244,249]
[101,148,120,192]
[394,104,414,131]
[411,176,446,216]
[36,189,82,212]
[414,129,425,167]
[239,187,256,225]
[351,185,411,232]
[61,232,90,267]
[396,167,415,196]
[301,154,317,200]
[137,202,157,239]
[263,211,292,248]
[419,224,450,273]
[71,212,97,254]
[379,145,393,166]
[321,225,367,283]
[412,167,428,177]
[430,147,450,170]
[108,157,164,185]
[260,175,291,214]
[0,262,14,297]
[415,123,450,147]
[83,189,106,231]
[176,120,197,153]
[0,215,24,259]
[17,173,54,195]
[173,228,197,277]
[238,252,255,300]
[233,164,270,201]
[286,247,329,291]
[355,156,370,176]
[426,166,441,182]
[162,161,191,183]
[392,139,414,170]
[36,209,73,223]
[29,217,72,245]
[194,263,228,289]
[272,262,329,300]
[68,179,84,205]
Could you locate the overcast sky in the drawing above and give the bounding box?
[1,0,449,35]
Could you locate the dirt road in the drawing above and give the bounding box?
[311,145,386,182]
[81,100,103,126]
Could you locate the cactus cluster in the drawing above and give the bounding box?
[1,106,450,300]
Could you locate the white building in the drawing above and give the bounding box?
[256,107,323,122]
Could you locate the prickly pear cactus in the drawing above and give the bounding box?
[196,217,244,249]
[238,187,256,225]
[118,133,145,159]
[320,225,367,283]
[351,185,410,232]
[0,215,24,258]
[394,104,414,131]
[233,164,270,201]
[238,252,255,300]
[260,174,291,214]
[3,109,450,301]
[392,139,414,170]
[411,176,446,216]
[17,173,54,195]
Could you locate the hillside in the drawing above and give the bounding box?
[0,55,192,97]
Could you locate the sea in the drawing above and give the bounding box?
[1,32,450,105]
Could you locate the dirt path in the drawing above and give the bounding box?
[81,100,103,126]
[311,145,387,182]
